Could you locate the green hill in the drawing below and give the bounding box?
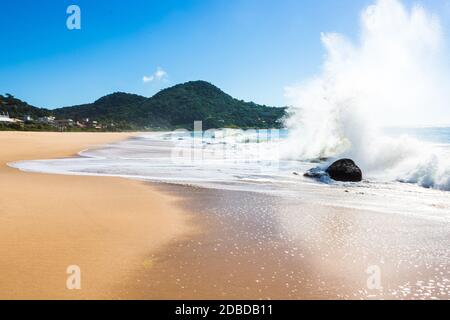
[0,94,51,119]
[53,81,287,130]
[53,92,148,130]
[2,81,287,131]
[137,81,286,129]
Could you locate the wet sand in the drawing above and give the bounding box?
[124,184,449,300]
[0,132,448,300]
[0,132,190,299]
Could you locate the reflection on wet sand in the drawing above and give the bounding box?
[123,184,449,300]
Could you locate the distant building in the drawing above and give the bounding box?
[23,115,33,122]
[0,112,14,123]
[55,119,74,127]
[76,121,86,128]
[37,116,56,124]
[78,118,103,129]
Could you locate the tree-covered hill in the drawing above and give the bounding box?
[53,92,148,129]
[54,81,287,130]
[0,94,51,119]
[2,81,287,131]
[140,81,286,129]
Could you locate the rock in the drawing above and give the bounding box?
[326,159,362,182]
[303,167,325,179]
[303,167,332,183]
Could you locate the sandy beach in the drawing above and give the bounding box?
[0,132,189,299]
[1,132,448,300]
[118,184,448,300]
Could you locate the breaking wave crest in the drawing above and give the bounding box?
[283,0,450,190]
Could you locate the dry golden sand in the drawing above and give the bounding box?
[0,132,190,299]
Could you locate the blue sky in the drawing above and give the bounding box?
[1,0,449,108]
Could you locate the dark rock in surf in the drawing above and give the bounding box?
[303,167,327,179]
[326,159,362,182]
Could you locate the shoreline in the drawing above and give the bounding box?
[0,131,191,299]
[0,132,448,299]
[126,183,449,300]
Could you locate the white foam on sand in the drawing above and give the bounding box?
[9,130,450,223]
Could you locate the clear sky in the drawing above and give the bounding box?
[1,0,449,109]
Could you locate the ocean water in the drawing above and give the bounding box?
[9,127,450,222]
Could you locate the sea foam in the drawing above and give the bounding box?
[283,0,450,190]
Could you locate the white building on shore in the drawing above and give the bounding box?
[0,112,14,123]
[37,116,56,124]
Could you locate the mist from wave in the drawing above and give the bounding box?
[283,0,450,191]
[8,127,450,222]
